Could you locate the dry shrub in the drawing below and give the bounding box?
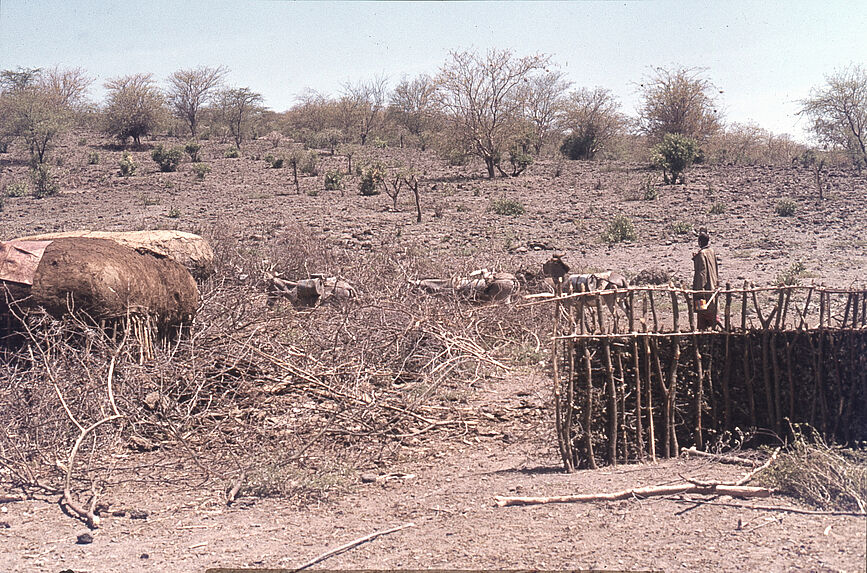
[756,426,867,512]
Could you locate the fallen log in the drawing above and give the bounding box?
[494,484,773,507]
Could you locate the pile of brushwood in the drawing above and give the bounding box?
[0,224,549,526]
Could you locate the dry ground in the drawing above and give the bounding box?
[1,134,866,572]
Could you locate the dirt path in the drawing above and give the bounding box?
[2,368,864,573]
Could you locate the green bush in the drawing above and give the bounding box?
[652,133,698,184]
[30,164,59,198]
[489,197,525,216]
[224,147,240,158]
[264,154,284,169]
[118,151,137,177]
[602,214,638,243]
[151,145,184,172]
[776,261,808,286]
[641,175,659,200]
[4,181,30,197]
[191,163,211,181]
[670,221,693,236]
[775,199,797,217]
[359,164,384,196]
[299,151,318,176]
[708,202,727,215]
[324,170,343,191]
[166,206,181,219]
[184,141,202,162]
[87,151,100,165]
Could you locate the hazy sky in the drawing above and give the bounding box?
[2,1,865,141]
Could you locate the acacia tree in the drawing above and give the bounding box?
[435,49,550,178]
[389,74,438,150]
[166,65,227,137]
[518,70,571,154]
[637,66,722,143]
[216,87,263,149]
[560,87,626,160]
[103,73,166,146]
[40,66,93,109]
[800,65,867,168]
[0,67,88,162]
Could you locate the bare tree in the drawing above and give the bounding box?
[166,65,227,137]
[637,66,722,143]
[103,73,166,146]
[800,64,867,168]
[389,74,439,150]
[216,87,264,149]
[518,70,571,153]
[435,49,550,178]
[342,75,389,145]
[560,87,626,160]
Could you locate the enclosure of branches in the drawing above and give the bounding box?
[0,227,548,525]
[548,282,867,471]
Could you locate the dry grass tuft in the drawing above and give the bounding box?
[756,426,867,513]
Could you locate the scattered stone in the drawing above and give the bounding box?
[128,509,149,520]
[360,473,379,483]
[0,520,10,528]
[76,532,93,544]
[112,509,127,517]
[140,553,150,559]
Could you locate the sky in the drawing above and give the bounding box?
[1,0,865,142]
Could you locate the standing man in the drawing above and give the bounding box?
[693,228,720,330]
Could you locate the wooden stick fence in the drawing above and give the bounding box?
[546,284,867,471]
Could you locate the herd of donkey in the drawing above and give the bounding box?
[0,229,637,343]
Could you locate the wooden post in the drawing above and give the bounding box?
[842,293,852,329]
[616,350,627,461]
[781,288,792,330]
[644,327,656,462]
[774,290,786,331]
[633,338,645,461]
[785,334,795,421]
[649,289,659,331]
[552,284,572,471]
[670,287,680,332]
[566,339,576,469]
[743,334,757,427]
[798,286,814,330]
[687,292,704,450]
[582,341,597,470]
[770,332,782,434]
[603,338,617,465]
[761,327,775,431]
[725,283,733,332]
[741,280,749,331]
[666,339,681,456]
[652,338,670,458]
[722,282,733,427]
[596,293,607,335]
